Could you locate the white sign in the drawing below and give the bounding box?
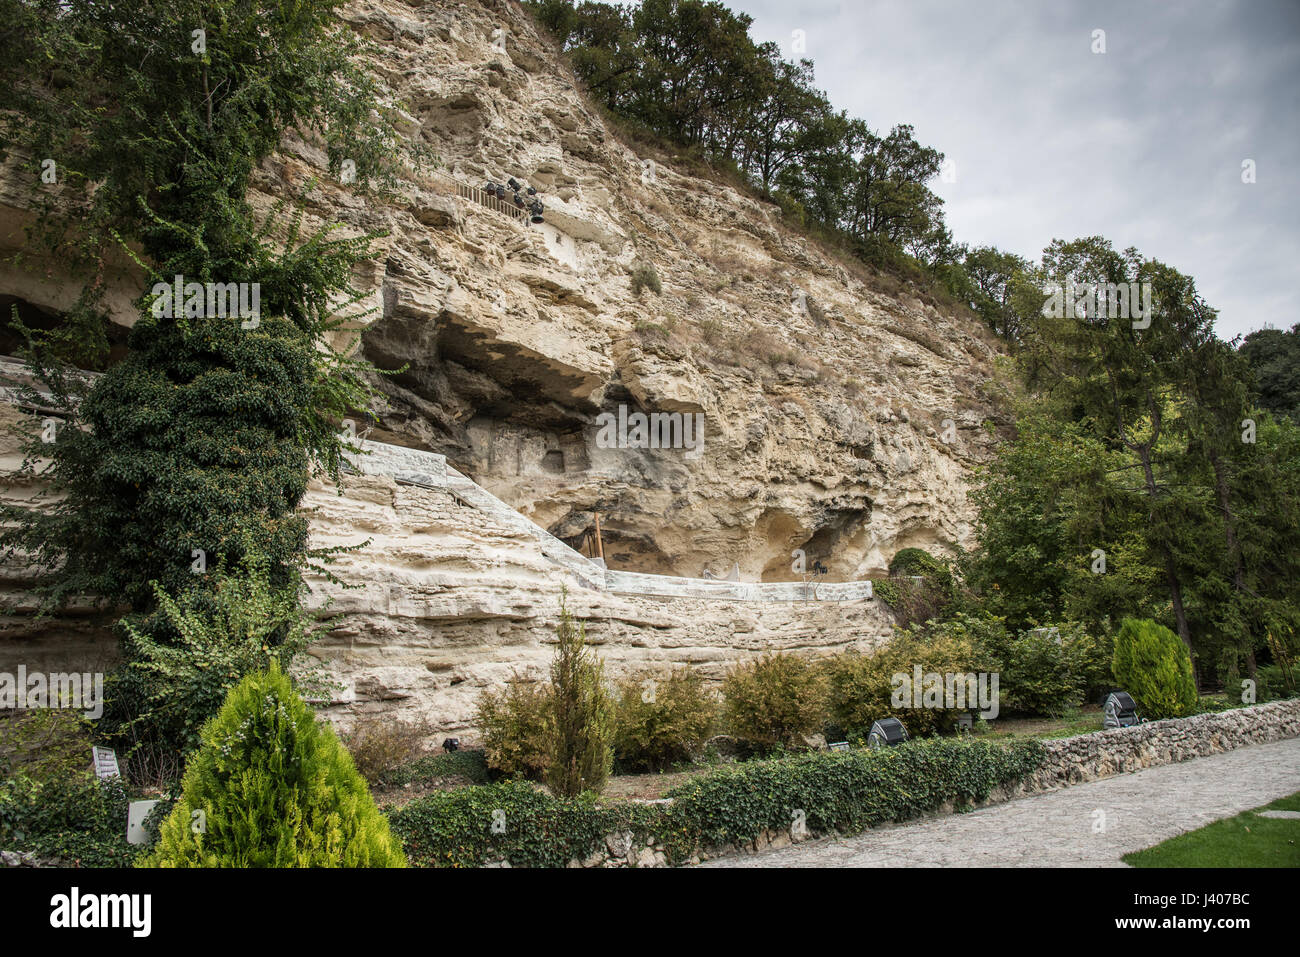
[92,746,120,781]
[127,800,159,845]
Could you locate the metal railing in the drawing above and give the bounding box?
[450,179,529,224]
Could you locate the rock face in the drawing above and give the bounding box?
[0,0,1007,733]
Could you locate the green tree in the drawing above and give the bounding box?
[141,661,405,867]
[0,0,413,611]
[1111,618,1198,719]
[1239,324,1300,422]
[546,592,614,798]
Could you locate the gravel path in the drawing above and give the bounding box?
[700,736,1300,867]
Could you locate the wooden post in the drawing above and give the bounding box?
[593,513,604,561]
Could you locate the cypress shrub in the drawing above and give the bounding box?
[1111,618,1198,719]
[140,662,405,868]
[546,596,614,797]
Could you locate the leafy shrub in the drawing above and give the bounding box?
[973,622,1110,716]
[476,675,555,780]
[547,597,615,797]
[104,545,332,761]
[0,709,94,785]
[140,662,405,867]
[0,772,138,867]
[388,738,1045,867]
[1111,618,1198,719]
[722,653,825,750]
[629,261,662,296]
[614,668,717,772]
[825,617,980,738]
[343,715,432,785]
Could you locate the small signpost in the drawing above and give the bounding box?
[91,746,120,781]
[127,801,159,845]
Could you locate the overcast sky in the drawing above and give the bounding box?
[726,0,1300,341]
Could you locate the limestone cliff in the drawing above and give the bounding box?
[0,0,1006,734]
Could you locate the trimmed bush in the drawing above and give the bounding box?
[668,737,1043,850]
[379,749,491,788]
[614,668,717,772]
[387,737,1045,867]
[0,709,95,785]
[389,778,652,868]
[825,618,980,738]
[722,653,825,751]
[476,675,554,779]
[1111,618,1198,719]
[140,662,405,867]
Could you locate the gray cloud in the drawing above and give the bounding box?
[729,0,1300,339]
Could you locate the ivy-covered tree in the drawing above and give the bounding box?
[0,0,415,610]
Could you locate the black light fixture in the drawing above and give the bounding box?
[526,186,537,196]
[485,180,497,193]
[442,737,460,753]
[494,183,507,200]
[507,177,522,192]
[529,199,545,224]
[866,717,909,749]
[1103,691,1140,729]
[513,191,525,209]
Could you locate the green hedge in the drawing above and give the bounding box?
[667,737,1042,850]
[388,737,1045,867]
[0,773,140,867]
[388,778,658,868]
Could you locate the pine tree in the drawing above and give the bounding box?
[141,662,405,867]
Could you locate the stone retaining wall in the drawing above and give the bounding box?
[1025,697,1300,793]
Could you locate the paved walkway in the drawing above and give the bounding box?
[701,737,1300,867]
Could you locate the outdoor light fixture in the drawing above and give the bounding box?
[513,191,525,209]
[529,199,545,224]
[1102,691,1140,729]
[442,737,460,752]
[494,183,507,200]
[507,177,522,192]
[866,717,908,749]
[527,185,537,195]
